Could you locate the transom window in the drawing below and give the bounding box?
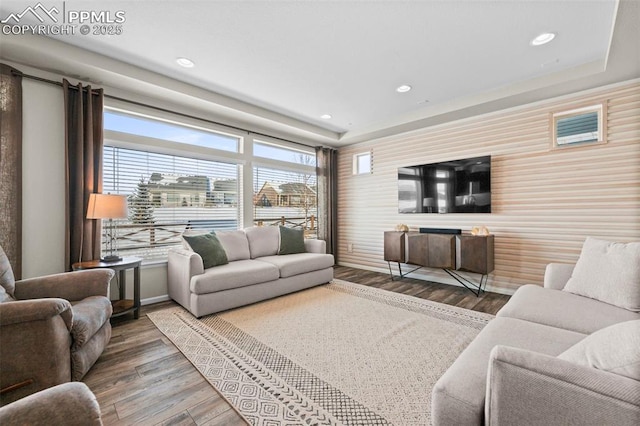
[104,109,239,152]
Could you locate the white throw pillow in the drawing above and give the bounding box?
[563,237,640,312]
[558,320,640,381]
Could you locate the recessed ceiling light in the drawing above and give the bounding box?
[396,85,412,93]
[321,114,332,119]
[176,57,195,68]
[530,32,556,46]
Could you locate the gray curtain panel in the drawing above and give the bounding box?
[63,80,104,270]
[315,146,337,255]
[0,64,23,279]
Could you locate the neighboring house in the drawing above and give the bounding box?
[255,182,317,208]
[147,174,237,207]
[211,179,238,206]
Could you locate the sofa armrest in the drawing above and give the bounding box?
[486,345,640,426]
[304,239,326,254]
[0,299,74,404]
[543,263,575,290]
[167,248,204,309]
[0,382,102,425]
[14,269,114,301]
[168,248,204,276]
[0,299,73,329]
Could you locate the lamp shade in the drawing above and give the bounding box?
[86,194,128,219]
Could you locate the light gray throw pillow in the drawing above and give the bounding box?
[563,237,640,312]
[244,226,280,258]
[558,320,640,381]
[215,230,251,261]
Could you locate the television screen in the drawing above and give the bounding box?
[398,155,491,213]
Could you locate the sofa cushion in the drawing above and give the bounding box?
[431,317,586,426]
[244,226,280,259]
[215,230,250,261]
[190,259,280,294]
[70,296,113,348]
[497,284,640,334]
[257,253,334,278]
[558,319,640,381]
[563,237,640,312]
[279,226,305,255]
[182,232,229,269]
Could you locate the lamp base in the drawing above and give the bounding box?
[100,255,122,263]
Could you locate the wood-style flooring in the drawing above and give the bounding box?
[83,265,510,425]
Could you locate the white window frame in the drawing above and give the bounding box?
[551,103,607,150]
[353,150,372,175]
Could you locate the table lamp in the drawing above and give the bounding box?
[87,193,128,262]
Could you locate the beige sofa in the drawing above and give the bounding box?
[168,226,334,317]
[432,262,640,426]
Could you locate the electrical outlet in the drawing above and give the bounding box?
[347,243,353,253]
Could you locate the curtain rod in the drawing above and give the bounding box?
[15,71,318,150]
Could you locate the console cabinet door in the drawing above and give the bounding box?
[407,233,455,268]
[427,234,456,269]
[384,231,406,263]
[456,235,495,274]
[407,233,429,266]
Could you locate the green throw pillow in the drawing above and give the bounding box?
[183,232,229,268]
[279,226,306,255]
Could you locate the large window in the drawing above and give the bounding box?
[101,109,318,262]
[103,109,242,261]
[253,140,317,237]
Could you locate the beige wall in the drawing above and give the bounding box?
[22,78,66,278]
[337,81,640,293]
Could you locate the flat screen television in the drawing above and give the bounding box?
[398,155,491,213]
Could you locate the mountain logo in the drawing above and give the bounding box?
[1,2,59,24]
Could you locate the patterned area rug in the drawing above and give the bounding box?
[148,279,493,425]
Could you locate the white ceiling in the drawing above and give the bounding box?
[1,0,639,147]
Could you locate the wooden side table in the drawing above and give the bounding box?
[72,257,142,319]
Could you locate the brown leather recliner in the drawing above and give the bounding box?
[0,246,114,406]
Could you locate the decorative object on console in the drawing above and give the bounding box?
[471,226,490,236]
[86,193,128,262]
[395,224,409,232]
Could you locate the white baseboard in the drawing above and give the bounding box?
[141,294,171,306]
[336,261,515,296]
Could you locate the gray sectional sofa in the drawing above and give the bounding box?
[432,262,640,426]
[168,226,334,317]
